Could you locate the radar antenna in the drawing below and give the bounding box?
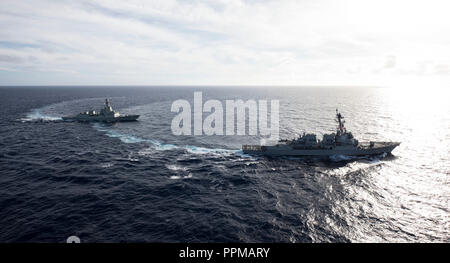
[335,109,345,134]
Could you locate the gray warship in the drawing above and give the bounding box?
[242,109,400,157]
[62,99,139,122]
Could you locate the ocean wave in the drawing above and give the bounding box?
[368,152,387,163]
[169,173,193,180]
[329,154,355,162]
[329,152,388,162]
[165,164,188,171]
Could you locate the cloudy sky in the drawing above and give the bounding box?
[0,0,449,86]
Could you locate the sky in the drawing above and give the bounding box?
[0,0,450,86]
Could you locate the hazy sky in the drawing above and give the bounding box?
[1,0,449,86]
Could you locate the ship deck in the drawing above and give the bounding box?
[242,141,400,152]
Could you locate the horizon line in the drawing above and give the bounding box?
[0,84,389,88]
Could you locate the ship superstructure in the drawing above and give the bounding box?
[242,109,399,157]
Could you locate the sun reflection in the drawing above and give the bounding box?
[382,84,450,144]
[333,84,450,241]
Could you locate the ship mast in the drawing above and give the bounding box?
[105,98,113,112]
[335,109,345,134]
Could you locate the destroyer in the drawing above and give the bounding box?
[62,99,139,122]
[242,109,399,157]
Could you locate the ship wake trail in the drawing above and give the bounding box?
[92,123,147,144]
[20,109,62,122]
[92,123,246,158]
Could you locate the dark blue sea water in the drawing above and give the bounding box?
[0,86,448,242]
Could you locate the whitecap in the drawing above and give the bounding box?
[165,164,187,171]
[184,145,236,155]
[149,140,179,151]
[169,173,193,180]
[99,162,114,168]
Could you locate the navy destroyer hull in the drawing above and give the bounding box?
[242,142,400,157]
[243,109,400,158]
[62,114,139,122]
[62,98,139,123]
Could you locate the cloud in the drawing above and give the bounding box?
[0,54,26,63]
[383,56,396,69]
[0,0,449,85]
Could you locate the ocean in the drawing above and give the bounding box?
[0,86,448,242]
